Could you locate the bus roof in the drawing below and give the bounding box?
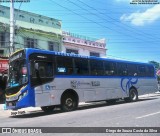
[21,48,154,66]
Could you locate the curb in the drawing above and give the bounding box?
[139,92,160,98]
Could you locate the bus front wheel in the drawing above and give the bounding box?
[41,106,55,112]
[61,94,78,112]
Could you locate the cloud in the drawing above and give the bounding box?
[120,5,160,26]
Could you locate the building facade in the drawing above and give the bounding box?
[0,5,107,58]
[62,31,107,57]
[0,5,62,56]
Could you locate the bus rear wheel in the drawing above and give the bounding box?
[41,106,55,112]
[125,88,138,102]
[61,94,78,112]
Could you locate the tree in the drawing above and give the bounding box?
[149,61,160,82]
[149,61,160,69]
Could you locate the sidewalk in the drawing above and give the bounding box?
[139,91,160,98]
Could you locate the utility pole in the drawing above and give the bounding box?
[10,0,15,54]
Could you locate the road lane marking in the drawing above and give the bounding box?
[136,111,160,119]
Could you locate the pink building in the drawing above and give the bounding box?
[62,31,107,57]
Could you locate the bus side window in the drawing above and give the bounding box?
[56,56,73,75]
[117,63,128,76]
[67,68,73,74]
[146,65,154,77]
[128,64,137,76]
[33,61,53,78]
[46,62,53,77]
[74,58,89,75]
[39,66,45,77]
[90,60,104,76]
[104,61,116,76]
[138,65,146,76]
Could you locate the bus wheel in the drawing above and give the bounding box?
[41,106,55,112]
[61,94,78,112]
[125,88,138,102]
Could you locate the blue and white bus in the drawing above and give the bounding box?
[5,48,158,112]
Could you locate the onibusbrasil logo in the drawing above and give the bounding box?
[130,0,160,4]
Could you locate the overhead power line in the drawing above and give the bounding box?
[48,0,159,43]
[75,0,160,41]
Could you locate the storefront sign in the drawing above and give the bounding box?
[0,59,8,74]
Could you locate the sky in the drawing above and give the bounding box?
[1,0,160,63]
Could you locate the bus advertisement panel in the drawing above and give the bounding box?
[5,48,158,112]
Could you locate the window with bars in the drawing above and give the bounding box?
[24,38,37,48]
[66,49,78,54]
[48,41,59,52]
[90,52,100,57]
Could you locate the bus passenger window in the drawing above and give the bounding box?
[146,65,154,77]
[67,68,73,74]
[127,64,137,76]
[74,58,89,75]
[46,63,53,77]
[29,54,54,87]
[117,63,128,76]
[56,56,73,75]
[75,67,80,74]
[138,65,146,76]
[33,61,53,78]
[39,66,45,77]
[104,62,116,76]
[90,60,104,76]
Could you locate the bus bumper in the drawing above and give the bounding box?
[6,91,35,110]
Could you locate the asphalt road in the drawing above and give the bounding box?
[0,93,160,136]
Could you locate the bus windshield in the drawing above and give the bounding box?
[7,59,28,88]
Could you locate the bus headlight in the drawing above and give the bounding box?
[18,91,28,101]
